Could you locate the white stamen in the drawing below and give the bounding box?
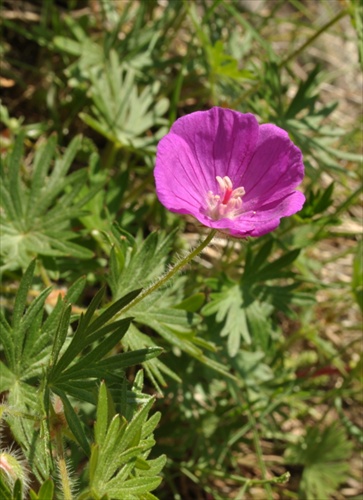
[205,176,245,220]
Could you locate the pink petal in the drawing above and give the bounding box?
[168,107,259,193]
[242,124,304,210]
[154,108,305,238]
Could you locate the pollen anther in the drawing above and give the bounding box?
[206,176,245,220]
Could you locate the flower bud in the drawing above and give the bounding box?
[0,448,29,497]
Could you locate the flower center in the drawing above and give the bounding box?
[205,176,245,220]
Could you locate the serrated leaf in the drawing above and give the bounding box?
[203,285,250,356]
[109,228,177,299]
[80,50,168,151]
[0,135,97,270]
[89,378,165,498]
[285,423,353,500]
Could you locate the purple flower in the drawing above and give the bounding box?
[154,107,305,237]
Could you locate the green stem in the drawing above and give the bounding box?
[40,231,216,320]
[193,466,290,486]
[231,8,348,110]
[278,9,348,68]
[55,430,73,500]
[39,263,52,288]
[120,229,217,315]
[244,389,273,499]
[101,140,120,170]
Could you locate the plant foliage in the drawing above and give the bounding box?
[0,1,360,498]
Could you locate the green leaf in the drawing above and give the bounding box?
[231,350,274,386]
[56,318,134,380]
[109,227,177,299]
[174,293,205,312]
[12,479,23,500]
[37,478,55,500]
[89,379,165,498]
[244,239,274,279]
[203,284,250,356]
[122,274,234,378]
[80,50,168,151]
[93,347,163,373]
[64,276,87,304]
[29,293,72,366]
[81,319,132,361]
[8,131,26,223]
[285,423,353,500]
[88,289,141,334]
[26,135,58,219]
[0,362,17,394]
[349,0,363,69]
[208,40,255,81]
[0,474,13,500]
[0,135,97,270]
[37,135,83,212]
[95,382,113,445]
[123,324,181,392]
[252,249,300,282]
[48,304,72,370]
[0,312,15,369]
[17,286,52,344]
[53,389,91,456]
[245,299,273,351]
[352,240,363,312]
[285,65,321,119]
[107,476,162,497]
[53,36,83,55]
[12,260,36,331]
[50,289,140,380]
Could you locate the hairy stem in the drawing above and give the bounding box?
[120,229,217,315]
[55,430,73,500]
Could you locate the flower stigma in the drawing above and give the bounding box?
[206,176,245,220]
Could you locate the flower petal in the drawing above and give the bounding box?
[169,107,260,192]
[154,108,305,238]
[155,134,207,215]
[242,124,304,210]
[237,190,305,237]
[190,190,304,237]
